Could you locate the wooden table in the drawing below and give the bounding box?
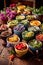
[0,55,43,65]
[0,39,43,65]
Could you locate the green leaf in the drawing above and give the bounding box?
[9,50,15,55]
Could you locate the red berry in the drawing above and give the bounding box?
[17,46,22,50]
[9,54,15,61]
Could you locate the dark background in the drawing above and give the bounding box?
[36,0,43,8]
[0,0,43,10]
[0,0,10,10]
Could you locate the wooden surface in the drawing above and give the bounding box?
[0,55,43,65]
[0,39,43,65]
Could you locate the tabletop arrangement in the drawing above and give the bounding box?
[0,3,43,61]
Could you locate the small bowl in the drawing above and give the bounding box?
[29,45,41,52]
[30,20,41,27]
[6,34,20,47]
[22,31,34,42]
[28,39,42,52]
[26,15,37,21]
[0,28,12,41]
[15,42,28,57]
[28,26,41,34]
